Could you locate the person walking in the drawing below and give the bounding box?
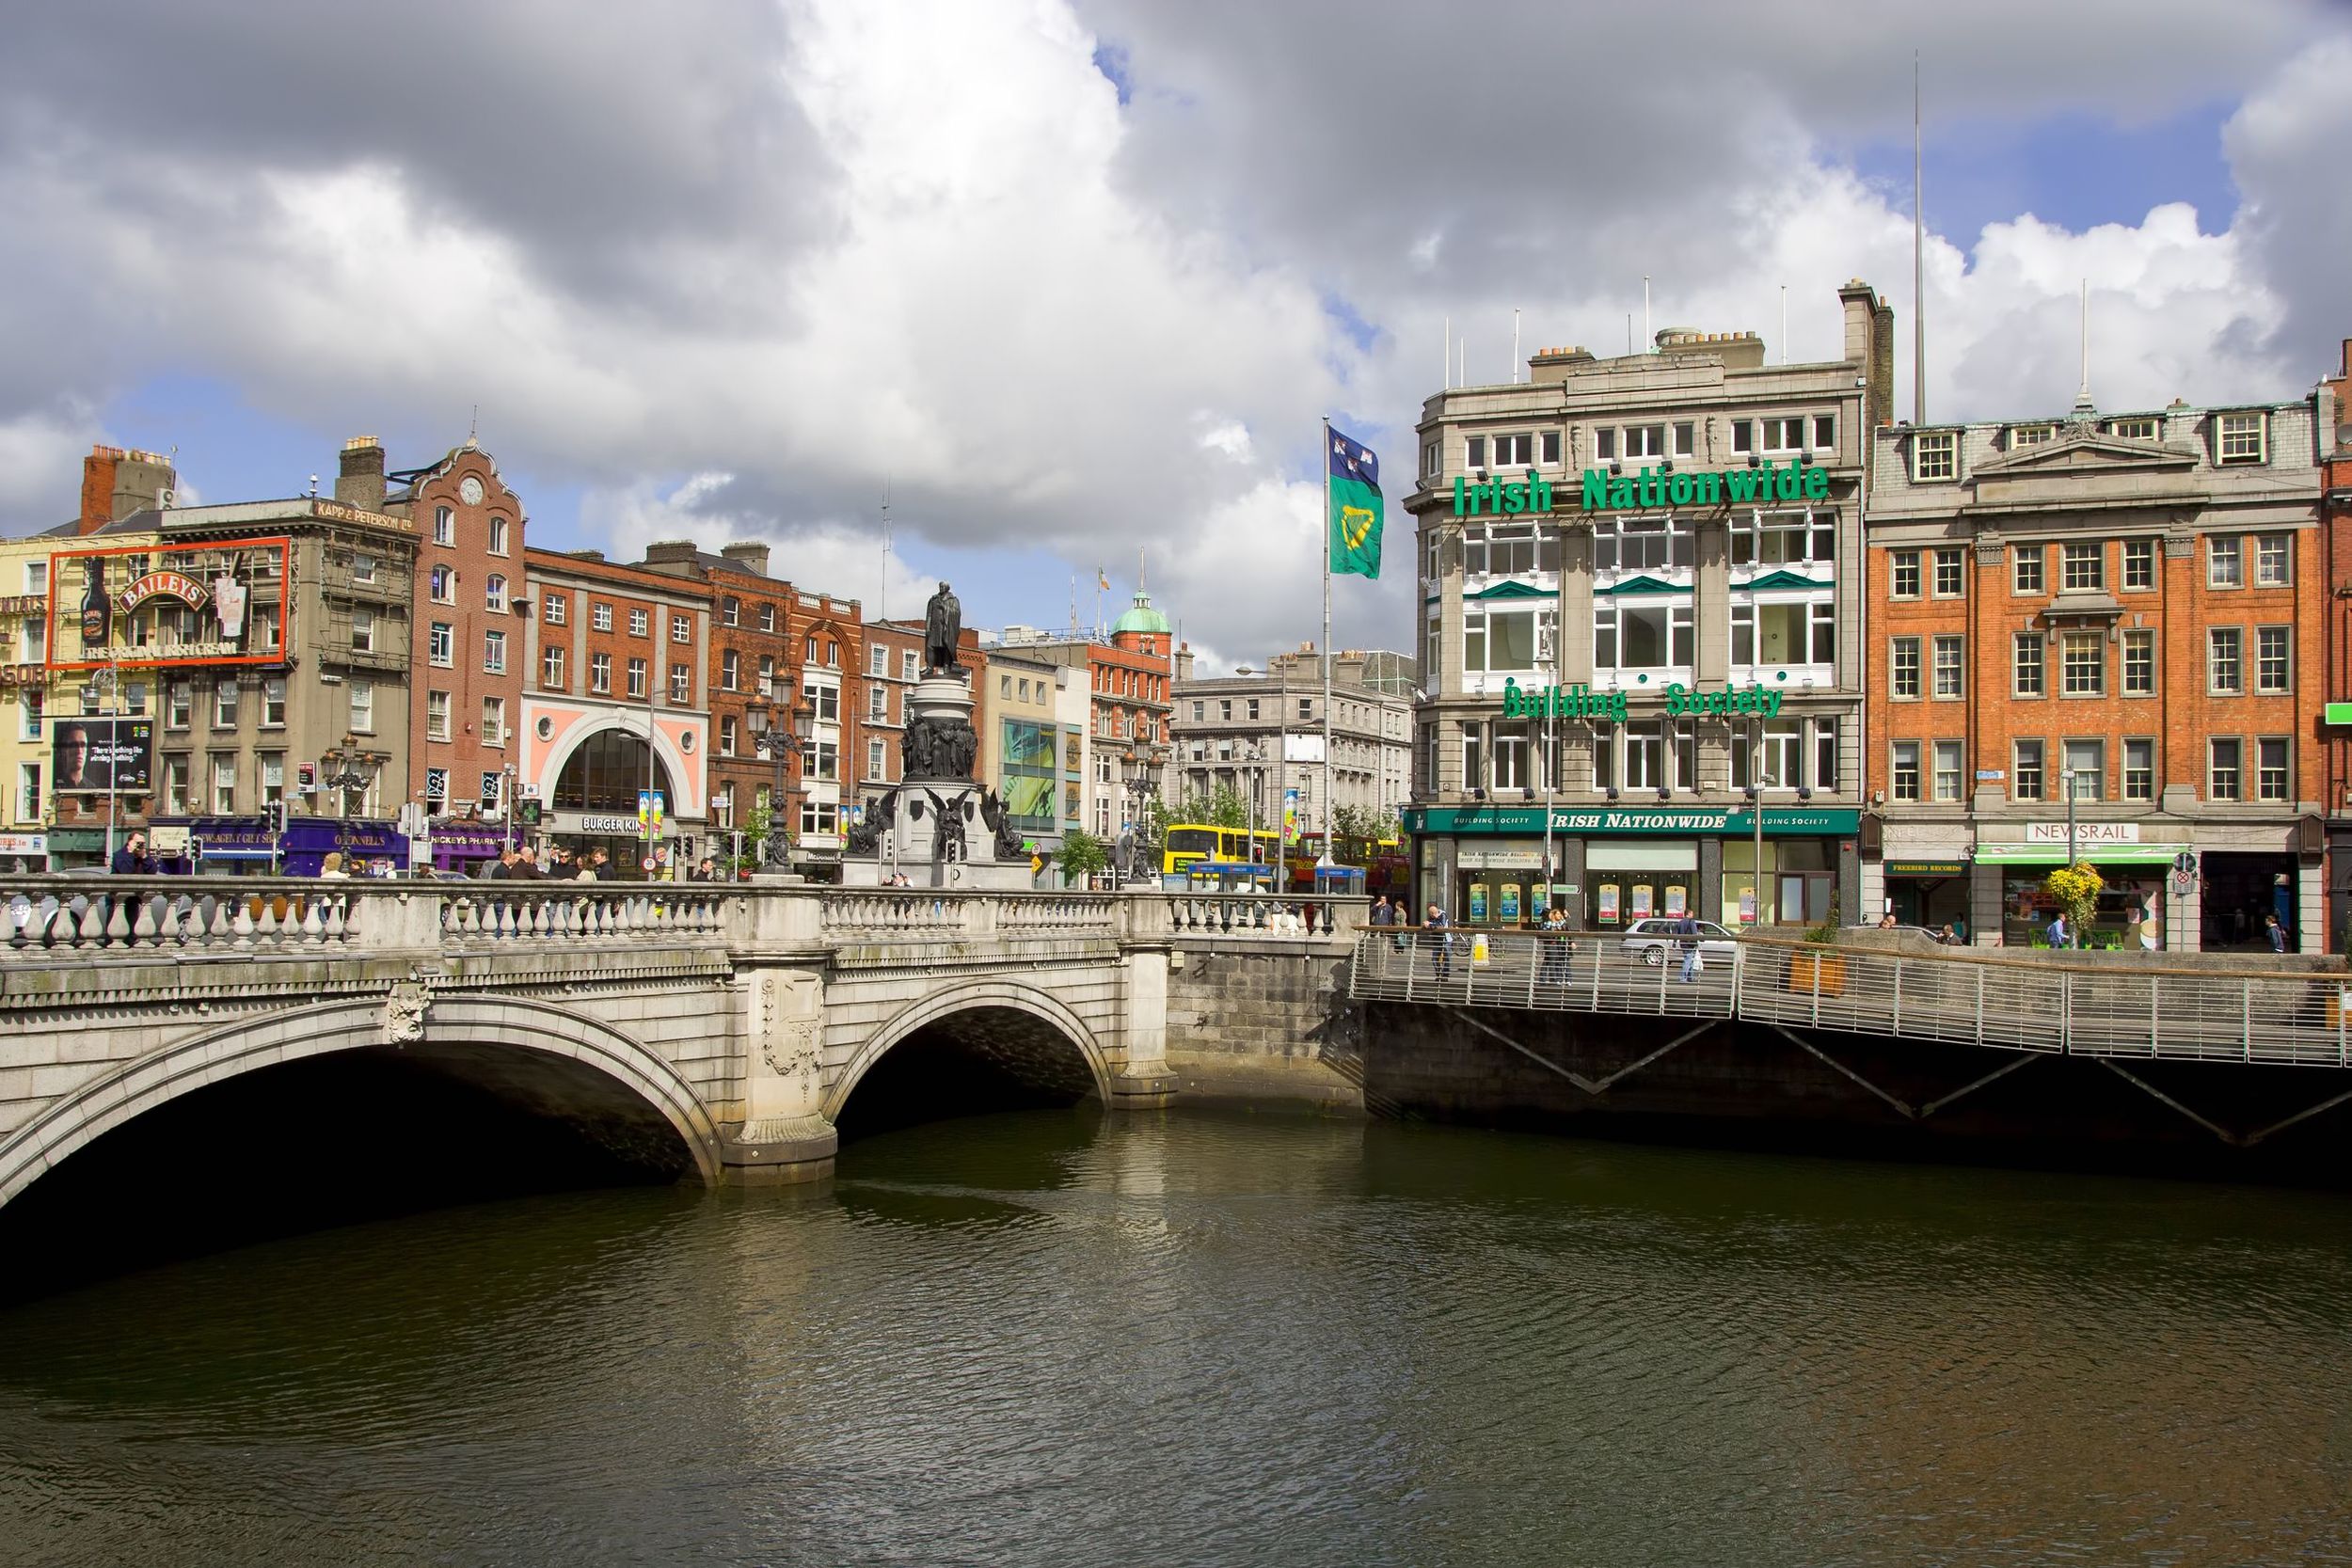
[1675,911,1702,983]
[2266,912,2286,953]
[317,851,350,880]
[1540,903,1572,984]
[1423,901,1453,981]
[2045,910,2069,950]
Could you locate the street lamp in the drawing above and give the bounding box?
[750,697,812,871]
[319,732,374,865]
[1121,768,1158,881]
[2059,765,2079,949]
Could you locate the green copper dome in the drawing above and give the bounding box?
[1112,592,1170,636]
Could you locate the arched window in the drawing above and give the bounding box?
[552,730,676,813]
[485,574,508,611]
[488,515,510,555]
[430,564,453,603]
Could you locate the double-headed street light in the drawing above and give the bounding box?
[750,696,813,870]
[2060,765,2079,949]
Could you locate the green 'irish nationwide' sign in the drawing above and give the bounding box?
[1454,459,1831,518]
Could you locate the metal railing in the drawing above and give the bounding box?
[1346,928,2352,1069]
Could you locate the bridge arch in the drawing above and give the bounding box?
[825,979,1114,1123]
[0,992,722,1213]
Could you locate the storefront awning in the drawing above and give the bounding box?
[1973,844,2183,865]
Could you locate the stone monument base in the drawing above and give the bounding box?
[838,673,1037,892]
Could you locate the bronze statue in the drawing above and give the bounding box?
[924,581,962,675]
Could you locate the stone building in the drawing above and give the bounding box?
[1867,387,2331,950]
[1167,643,1416,845]
[982,641,1086,859]
[1402,281,1891,932]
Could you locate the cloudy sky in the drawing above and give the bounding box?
[2,0,2345,670]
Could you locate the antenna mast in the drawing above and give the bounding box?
[1914,51,1926,424]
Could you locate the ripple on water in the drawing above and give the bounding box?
[3,1115,2352,1567]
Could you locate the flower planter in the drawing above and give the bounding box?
[1787,951,1847,998]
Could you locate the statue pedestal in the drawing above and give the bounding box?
[839,673,1033,891]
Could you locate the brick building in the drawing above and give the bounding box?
[994,590,1175,841]
[2319,342,2352,944]
[519,547,711,877]
[1865,388,2328,950]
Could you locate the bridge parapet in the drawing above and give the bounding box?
[1162,892,1367,941]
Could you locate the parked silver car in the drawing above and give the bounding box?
[1619,916,1740,966]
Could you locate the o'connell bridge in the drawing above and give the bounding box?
[7,879,2352,1239]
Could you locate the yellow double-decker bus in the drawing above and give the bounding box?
[1162,823,1262,878]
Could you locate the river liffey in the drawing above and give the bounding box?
[3,1112,2350,1566]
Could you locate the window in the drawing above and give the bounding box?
[1758,417,1809,452]
[2122,630,2154,695]
[262,678,285,727]
[1932,740,1963,801]
[799,800,837,838]
[1191,700,1205,721]
[669,664,690,703]
[544,594,566,626]
[2061,633,2104,695]
[811,740,838,782]
[762,605,779,634]
[1913,431,1958,482]
[351,606,374,653]
[483,697,506,747]
[211,753,237,815]
[1814,414,1836,450]
[1932,636,1964,699]
[2258,737,2290,802]
[434,506,454,546]
[214,678,239,728]
[1812,716,1841,791]
[2257,536,2291,587]
[868,737,887,780]
[2063,739,2104,800]
[2123,738,2154,802]
[1492,433,1533,466]
[15,763,37,822]
[2010,423,2056,448]
[2060,542,2103,591]
[484,629,507,674]
[626,657,647,699]
[672,613,691,644]
[163,756,189,815]
[2012,546,2045,594]
[1593,601,1692,672]
[424,768,451,810]
[24,561,44,595]
[757,656,774,696]
[868,686,887,721]
[593,602,612,632]
[429,622,453,666]
[1890,550,1920,598]
[2215,411,2267,465]
[488,515,509,555]
[1729,509,1836,567]
[590,653,612,694]
[826,640,838,668]
[2209,537,2242,588]
[868,642,885,675]
[2122,539,2154,591]
[1732,599,1836,666]
[2106,417,2160,440]
[2209,737,2242,800]
[352,552,377,584]
[1493,721,1531,789]
[1540,430,1562,466]
[719,716,738,756]
[1590,515,1694,573]
[2257,626,2291,693]
[485,574,508,612]
[628,608,648,638]
[902,651,918,681]
[426,691,452,741]
[814,685,839,722]
[1465,434,1486,468]
[2013,633,2044,697]
[1758,720,1804,790]
[1890,637,1921,699]
[349,680,373,733]
[1890,741,1921,801]
[2208,627,2242,693]
[1466,607,1553,673]
[428,565,453,606]
[2014,739,2044,801]
[542,646,565,689]
[1422,440,1441,478]
[166,684,189,730]
[17,689,41,741]
[1932,548,1964,597]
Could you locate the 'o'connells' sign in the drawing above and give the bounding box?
[1454,460,1831,517]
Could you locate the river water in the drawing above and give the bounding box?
[3,1112,2349,1566]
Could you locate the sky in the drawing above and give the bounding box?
[2,0,2346,673]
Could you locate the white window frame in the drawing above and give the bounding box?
[1912,431,1958,482]
[2215,411,2267,466]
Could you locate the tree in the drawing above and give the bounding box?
[1331,801,1400,849]
[1057,827,1108,886]
[745,798,793,867]
[1170,784,1248,830]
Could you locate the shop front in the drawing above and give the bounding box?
[1883,858,1971,934]
[1975,840,2185,951]
[1402,803,1860,932]
[428,824,512,877]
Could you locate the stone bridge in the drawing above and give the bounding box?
[0,878,1363,1214]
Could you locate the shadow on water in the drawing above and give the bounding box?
[0,1045,696,1307]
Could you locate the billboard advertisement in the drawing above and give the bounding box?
[1000,721,1058,822]
[51,715,155,795]
[48,536,292,673]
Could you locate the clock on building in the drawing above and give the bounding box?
[458,476,485,505]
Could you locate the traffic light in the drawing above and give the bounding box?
[262,799,287,835]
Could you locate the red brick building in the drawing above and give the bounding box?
[2317,343,2352,942]
[344,436,529,866]
[1866,394,2327,950]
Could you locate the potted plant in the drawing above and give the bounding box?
[1786,895,1847,997]
[2042,862,2103,951]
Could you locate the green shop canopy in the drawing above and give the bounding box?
[1972,844,2183,865]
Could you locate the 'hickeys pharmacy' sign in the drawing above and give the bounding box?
[1454,459,1832,517]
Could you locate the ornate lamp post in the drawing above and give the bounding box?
[751,696,813,871]
[318,732,373,864]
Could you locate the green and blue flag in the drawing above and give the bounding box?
[1327,427,1382,578]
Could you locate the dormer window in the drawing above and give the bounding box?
[2104,416,2159,440]
[1912,430,1958,483]
[2009,423,2056,448]
[2215,411,2267,466]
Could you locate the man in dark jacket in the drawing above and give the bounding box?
[109,832,154,876]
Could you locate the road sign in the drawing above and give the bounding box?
[641,855,656,872]
[2172,850,2198,875]
[2171,870,2196,896]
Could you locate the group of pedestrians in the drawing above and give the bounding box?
[477,844,608,879]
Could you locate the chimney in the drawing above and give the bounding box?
[1175,642,1196,682]
[78,443,177,533]
[336,436,386,510]
[642,540,702,569]
[1837,278,1880,371]
[720,541,771,578]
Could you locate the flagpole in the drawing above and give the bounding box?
[1321,418,1334,883]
